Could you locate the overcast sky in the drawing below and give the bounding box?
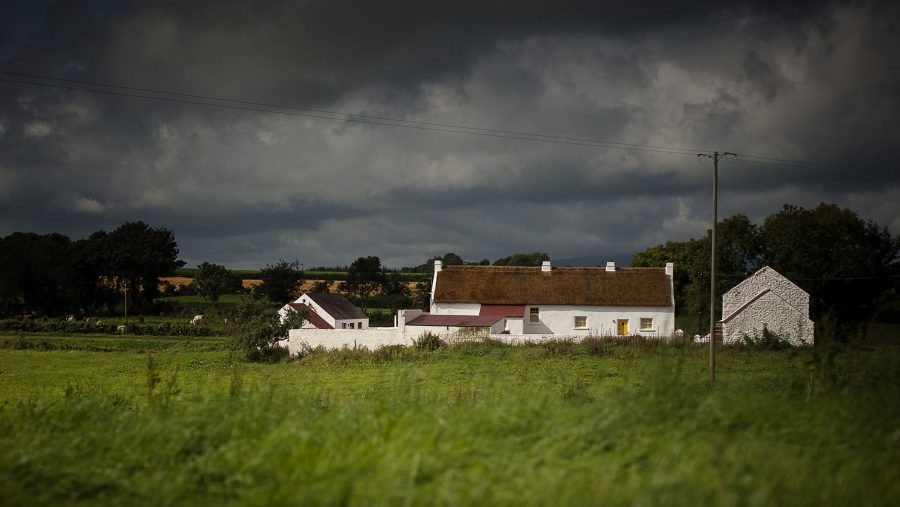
[1,0,898,269]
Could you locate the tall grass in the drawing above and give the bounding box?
[0,343,897,505]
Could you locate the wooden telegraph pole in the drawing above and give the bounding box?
[697,151,735,383]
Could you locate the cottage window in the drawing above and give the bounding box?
[341,323,347,329]
[529,307,540,324]
[574,316,587,329]
[349,323,355,329]
[640,318,653,330]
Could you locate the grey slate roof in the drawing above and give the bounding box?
[306,292,368,320]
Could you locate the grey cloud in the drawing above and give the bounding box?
[0,0,898,269]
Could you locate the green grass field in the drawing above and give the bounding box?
[0,337,897,506]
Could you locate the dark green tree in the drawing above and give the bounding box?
[761,203,899,340]
[341,256,386,310]
[493,252,550,266]
[0,233,83,315]
[254,260,304,304]
[411,280,432,311]
[310,280,332,293]
[630,238,705,317]
[231,298,305,362]
[194,261,231,304]
[96,222,184,311]
[441,252,464,266]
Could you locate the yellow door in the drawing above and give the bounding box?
[617,319,629,336]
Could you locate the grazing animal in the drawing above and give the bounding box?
[191,314,205,326]
[65,315,76,322]
[117,325,126,334]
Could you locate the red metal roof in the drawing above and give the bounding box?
[479,305,525,317]
[407,314,503,327]
[306,308,333,329]
[289,303,333,329]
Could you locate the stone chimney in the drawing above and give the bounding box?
[665,262,674,277]
[430,260,442,312]
[541,260,551,272]
[606,261,616,272]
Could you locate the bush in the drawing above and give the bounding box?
[413,332,445,351]
[230,299,303,362]
[740,325,791,350]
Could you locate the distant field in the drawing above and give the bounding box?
[155,294,251,305]
[175,268,262,278]
[173,268,430,281]
[0,337,897,505]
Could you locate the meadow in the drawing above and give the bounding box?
[0,335,897,506]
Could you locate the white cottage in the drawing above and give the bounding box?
[721,266,814,346]
[279,292,369,330]
[428,260,675,337]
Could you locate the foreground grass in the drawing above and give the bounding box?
[0,342,898,506]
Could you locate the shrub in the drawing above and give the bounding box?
[741,325,791,350]
[230,299,303,362]
[581,336,607,356]
[413,332,445,351]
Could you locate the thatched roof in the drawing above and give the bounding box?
[433,266,672,307]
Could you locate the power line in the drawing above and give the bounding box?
[0,70,892,175]
[0,72,705,158]
[0,70,711,155]
[0,78,712,156]
[731,156,891,175]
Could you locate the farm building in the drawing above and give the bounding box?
[278,292,369,330]
[428,260,675,337]
[721,266,814,346]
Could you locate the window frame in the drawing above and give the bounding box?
[529,307,540,324]
[640,317,654,330]
[574,316,587,329]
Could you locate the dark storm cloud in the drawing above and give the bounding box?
[1,0,898,268]
[2,0,855,103]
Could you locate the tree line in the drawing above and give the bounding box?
[0,222,183,316]
[5,203,895,343]
[630,203,899,341]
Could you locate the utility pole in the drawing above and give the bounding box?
[697,151,735,383]
[124,279,128,334]
[697,271,704,337]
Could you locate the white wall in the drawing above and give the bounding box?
[430,303,673,337]
[723,267,810,318]
[522,305,674,337]
[287,328,408,354]
[722,291,814,346]
[405,320,505,339]
[505,317,524,334]
[431,303,482,315]
[334,318,369,330]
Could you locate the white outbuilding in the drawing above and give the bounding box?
[279,292,369,330]
[721,266,815,346]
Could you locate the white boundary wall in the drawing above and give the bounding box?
[286,327,683,354]
[287,328,409,354]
